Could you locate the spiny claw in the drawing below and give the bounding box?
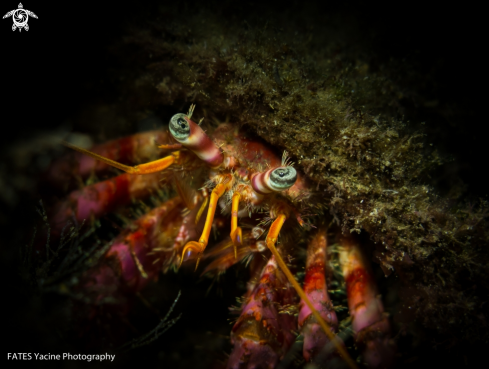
[180,240,206,270]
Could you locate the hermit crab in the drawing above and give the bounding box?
[47,105,395,368]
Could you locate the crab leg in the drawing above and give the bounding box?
[227,254,297,369]
[299,227,341,362]
[103,197,183,290]
[46,130,170,188]
[79,197,184,310]
[50,172,166,237]
[62,141,180,175]
[202,225,268,276]
[170,193,210,265]
[338,236,395,368]
[230,191,243,259]
[265,213,358,369]
[179,174,232,268]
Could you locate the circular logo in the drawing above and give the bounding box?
[12,9,28,28]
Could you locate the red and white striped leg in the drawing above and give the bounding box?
[49,172,166,237]
[299,227,342,362]
[227,254,297,369]
[339,236,396,368]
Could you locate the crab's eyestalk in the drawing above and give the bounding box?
[169,113,223,168]
[251,166,297,194]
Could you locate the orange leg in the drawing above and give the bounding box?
[46,130,170,192]
[265,214,358,369]
[63,141,179,175]
[195,195,209,225]
[180,176,231,269]
[230,192,242,259]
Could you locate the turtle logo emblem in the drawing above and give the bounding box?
[3,3,37,32]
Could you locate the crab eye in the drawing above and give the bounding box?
[269,166,297,191]
[169,113,190,141]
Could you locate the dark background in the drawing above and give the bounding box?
[1,0,486,194]
[1,1,486,368]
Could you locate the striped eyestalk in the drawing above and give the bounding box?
[169,113,223,168]
[251,166,297,194]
